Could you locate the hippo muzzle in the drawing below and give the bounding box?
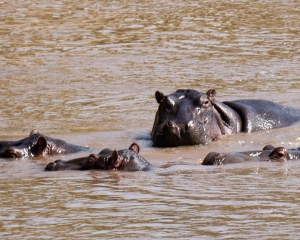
[153,119,210,147]
[3,147,30,158]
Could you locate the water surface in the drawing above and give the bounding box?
[1,0,300,239]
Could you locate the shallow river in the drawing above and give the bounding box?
[1,0,300,239]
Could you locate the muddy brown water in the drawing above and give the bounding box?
[1,0,300,239]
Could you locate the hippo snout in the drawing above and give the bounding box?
[202,152,225,165]
[153,119,208,147]
[45,162,57,171]
[166,120,197,135]
[4,148,24,158]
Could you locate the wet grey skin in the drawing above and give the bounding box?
[202,145,300,165]
[0,129,90,159]
[45,143,152,172]
[151,89,300,147]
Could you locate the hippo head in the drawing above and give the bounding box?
[0,130,48,158]
[80,143,143,171]
[268,147,290,162]
[93,143,141,170]
[112,143,142,170]
[151,89,223,147]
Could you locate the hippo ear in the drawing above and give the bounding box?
[32,136,48,156]
[206,89,216,102]
[155,91,165,104]
[29,129,39,136]
[111,150,122,168]
[129,143,140,154]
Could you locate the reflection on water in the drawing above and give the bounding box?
[1,161,300,239]
[1,0,300,238]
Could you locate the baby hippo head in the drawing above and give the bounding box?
[81,143,148,171]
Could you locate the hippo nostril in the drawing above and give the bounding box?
[4,148,17,158]
[185,120,194,131]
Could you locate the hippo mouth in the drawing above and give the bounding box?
[153,121,209,147]
[153,123,182,147]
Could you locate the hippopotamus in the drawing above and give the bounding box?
[45,143,152,171]
[202,145,300,165]
[0,129,90,158]
[151,89,300,147]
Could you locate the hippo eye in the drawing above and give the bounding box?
[164,98,176,113]
[165,103,172,113]
[202,100,210,108]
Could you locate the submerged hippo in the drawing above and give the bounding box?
[202,145,300,165]
[152,89,300,147]
[45,143,152,171]
[0,129,90,158]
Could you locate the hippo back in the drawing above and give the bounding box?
[223,99,300,133]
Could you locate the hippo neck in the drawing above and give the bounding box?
[223,99,300,133]
[211,100,242,136]
[43,137,88,155]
